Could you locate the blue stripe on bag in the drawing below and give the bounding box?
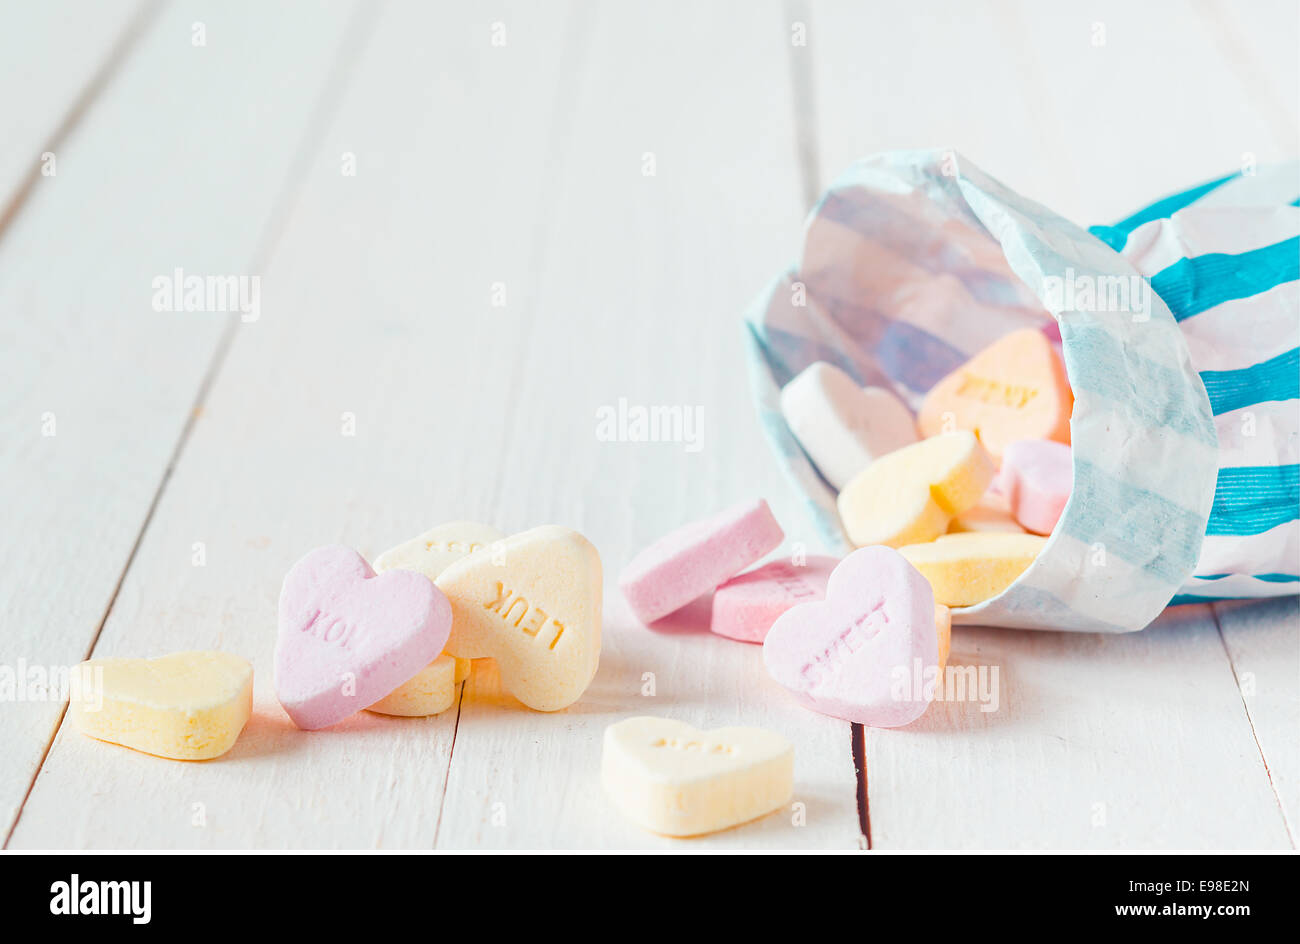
[1065,459,1205,584]
[1062,325,1218,444]
[1194,573,1300,582]
[1200,347,1299,415]
[1150,237,1300,322]
[1168,593,1250,606]
[1088,172,1239,250]
[1205,464,1300,536]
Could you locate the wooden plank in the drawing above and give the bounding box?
[1214,597,1300,846]
[805,1,1293,848]
[0,0,150,220]
[1002,0,1298,221]
[1196,0,1300,151]
[805,0,1083,218]
[869,606,1289,848]
[809,0,1297,225]
[8,0,586,849]
[434,0,861,850]
[2,0,364,846]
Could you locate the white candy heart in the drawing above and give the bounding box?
[780,361,917,489]
[373,521,504,711]
[435,525,601,711]
[602,716,794,837]
[375,521,505,578]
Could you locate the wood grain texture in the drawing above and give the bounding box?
[12,0,585,849]
[804,0,1297,849]
[868,606,1291,848]
[807,0,1299,225]
[0,0,150,220]
[2,0,364,845]
[2,0,1296,850]
[1214,597,1300,845]
[432,0,861,850]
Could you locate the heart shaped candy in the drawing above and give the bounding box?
[709,555,839,643]
[69,651,253,760]
[899,531,1047,607]
[375,521,505,578]
[837,431,994,548]
[435,526,601,711]
[763,546,938,727]
[917,328,1072,461]
[780,361,918,489]
[995,438,1072,535]
[620,499,784,625]
[275,545,451,730]
[601,716,794,837]
[366,654,458,717]
[374,521,505,706]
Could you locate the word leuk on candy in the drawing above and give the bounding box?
[436,525,602,712]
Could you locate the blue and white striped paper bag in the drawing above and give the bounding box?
[744,150,1298,632]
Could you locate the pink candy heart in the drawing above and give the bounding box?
[275,545,452,730]
[997,438,1072,535]
[762,546,938,728]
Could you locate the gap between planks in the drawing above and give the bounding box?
[0,0,163,248]
[785,0,864,847]
[2,0,384,849]
[1209,603,1298,848]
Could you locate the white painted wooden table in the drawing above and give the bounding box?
[1,0,1296,850]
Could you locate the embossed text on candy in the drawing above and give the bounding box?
[483,582,566,649]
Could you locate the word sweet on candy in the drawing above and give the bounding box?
[710,556,839,643]
[371,522,506,716]
[996,438,1073,535]
[436,525,602,712]
[763,547,940,728]
[619,498,784,624]
[837,431,995,548]
[780,362,917,489]
[900,532,1048,607]
[602,716,794,837]
[69,651,253,760]
[275,545,451,730]
[917,328,1072,461]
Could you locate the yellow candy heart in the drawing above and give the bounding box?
[900,532,1047,606]
[375,521,505,577]
[367,654,458,717]
[601,717,794,837]
[837,432,995,548]
[436,526,601,712]
[374,522,500,713]
[70,651,252,761]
